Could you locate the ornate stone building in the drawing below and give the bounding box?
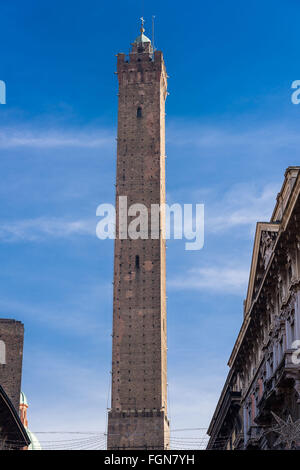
[207,167,300,450]
[107,21,169,450]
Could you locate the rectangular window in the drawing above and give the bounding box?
[135,255,140,269]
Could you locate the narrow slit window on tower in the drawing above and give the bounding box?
[137,107,142,118]
[135,255,140,270]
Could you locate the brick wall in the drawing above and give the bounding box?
[0,319,24,412]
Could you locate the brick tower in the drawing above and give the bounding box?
[0,319,24,412]
[107,20,169,450]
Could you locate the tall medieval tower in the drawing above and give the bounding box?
[107,20,169,450]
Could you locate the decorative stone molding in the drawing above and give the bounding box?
[261,231,277,270]
[294,380,300,404]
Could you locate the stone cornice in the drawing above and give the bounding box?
[271,167,300,222]
[228,170,300,369]
[207,368,234,437]
[244,222,279,314]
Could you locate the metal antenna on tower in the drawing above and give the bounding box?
[152,15,156,51]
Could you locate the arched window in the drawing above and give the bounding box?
[0,340,6,365]
[137,107,142,118]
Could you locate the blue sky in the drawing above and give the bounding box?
[1,0,300,448]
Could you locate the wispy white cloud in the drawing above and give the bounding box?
[167,120,300,155]
[0,126,114,148]
[206,182,279,235]
[167,181,279,242]
[166,119,295,238]
[168,265,249,294]
[0,183,277,244]
[0,217,95,242]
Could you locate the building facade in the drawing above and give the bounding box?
[208,167,300,450]
[107,22,169,450]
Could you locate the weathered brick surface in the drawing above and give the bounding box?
[107,41,169,450]
[0,319,24,412]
